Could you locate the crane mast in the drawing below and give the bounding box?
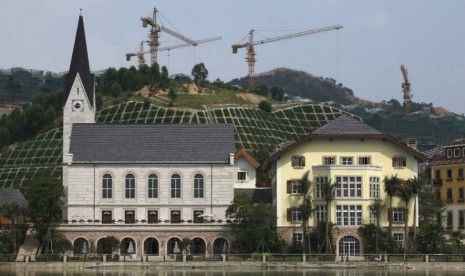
[139,7,198,65]
[400,64,412,116]
[232,25,343,90]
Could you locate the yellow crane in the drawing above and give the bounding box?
[400,64,412,116]
[232,25,343,90]
[139,7,198,65]
[126,36,222,68]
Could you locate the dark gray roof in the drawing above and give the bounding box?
[64,15,94,108]
[234,188,273,204]
[312,115,383,135]
[70,124,236,163]
[0,189,28,208]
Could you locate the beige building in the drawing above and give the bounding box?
[268,115,426,256]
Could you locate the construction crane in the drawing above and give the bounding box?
[126,41,146,68]
[126,36,222,67]
[232,25,343,90]
[139,7,198,65]
[400,64,412,116]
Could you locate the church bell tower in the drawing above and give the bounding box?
[62,13,96,165]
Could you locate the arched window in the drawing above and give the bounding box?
[338,235,360,256]
[125,174,135,198]
[102,174,112,199]
[171,174,181,198]
[148,174,158,198]
[144,238,159,255]
[194,174,204,198]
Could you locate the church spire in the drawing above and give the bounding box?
[63,13,94,108]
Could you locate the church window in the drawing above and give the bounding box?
[102,174,112,199]
[148,174,158,198]
[125,174,135,198]
[194,174,204,198]
[171,174,181,198]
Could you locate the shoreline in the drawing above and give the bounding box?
[2,261,465,271]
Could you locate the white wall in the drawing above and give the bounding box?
[233,157,256,189]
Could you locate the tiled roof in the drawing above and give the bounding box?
[268,115,426,163]
[234,188,273,204]
[312,115,383,135]
[0,189,28,208]
[63,15,94,108]
[69,124,236,163]
[430,153,465,166]
[443,138,465,147]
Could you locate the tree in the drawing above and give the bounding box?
[258,100,272,112]
[369,198,384,253]
[384,175,401,236]
[226,193,284,253]
[408,175,424,244]
[397,180,413,256]
[24,175,64,254]
[167,88,178,107]
[191,63,208,85]
[320,180,336,253]
[160,66,170,88]
[298,170,312,254]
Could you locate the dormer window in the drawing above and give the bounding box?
[447,149,453,158]
[454,148,461,158]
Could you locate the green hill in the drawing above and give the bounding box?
[0,101,351,188]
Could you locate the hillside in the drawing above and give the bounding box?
[0,101,351,188]
[229,67,372,106]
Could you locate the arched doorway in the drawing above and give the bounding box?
[338,235,361,256]
[73,238,89,255]
[144,237,159,255]
[167,237,182,254]
[213,238,229,254]
[191,237,206,254]
[97,236,120,254]
[121,237,136,255]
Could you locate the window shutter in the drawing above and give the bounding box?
[392,157,396,167]
[287,208,291,222]
[302,157,306,167]
[388,208,392,222]
[287,181,292,193]
[291,157,296,167]
[402,158,406,167]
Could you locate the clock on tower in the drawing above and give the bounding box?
[72,100,84,112]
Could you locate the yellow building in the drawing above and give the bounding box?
[268,115,425,256]
[430,138,465,231]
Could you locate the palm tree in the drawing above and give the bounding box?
[384,175,401,236]
[320,180,336,253]
[369,199,383,254]
[398,180,413,256]
[299,170,312,254]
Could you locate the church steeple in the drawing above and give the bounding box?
[63,14,94,108]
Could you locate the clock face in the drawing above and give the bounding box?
[72,100,84,112]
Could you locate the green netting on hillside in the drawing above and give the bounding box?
[0,102,347,188]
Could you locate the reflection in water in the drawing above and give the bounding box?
[2,268,465,276]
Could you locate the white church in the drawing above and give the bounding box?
[58,14,265,259]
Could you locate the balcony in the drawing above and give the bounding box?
[256,180,271,188]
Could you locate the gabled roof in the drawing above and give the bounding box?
[0,189,28,208]
[63,15,94,108]
[312,115,383,135]
[234,149,260,169]
[268,115,426,163]
[69,124,236,163]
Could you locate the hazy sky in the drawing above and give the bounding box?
[1,1,464,113]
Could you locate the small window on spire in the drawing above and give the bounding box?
[77,87,79,94]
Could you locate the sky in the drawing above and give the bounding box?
[1,1,464,114]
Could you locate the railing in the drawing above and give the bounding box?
[4,253,465,263]
[60,220,231,225]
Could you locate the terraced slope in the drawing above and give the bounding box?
[0,102,351,188]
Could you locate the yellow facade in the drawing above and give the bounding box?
[274,139,418,229]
